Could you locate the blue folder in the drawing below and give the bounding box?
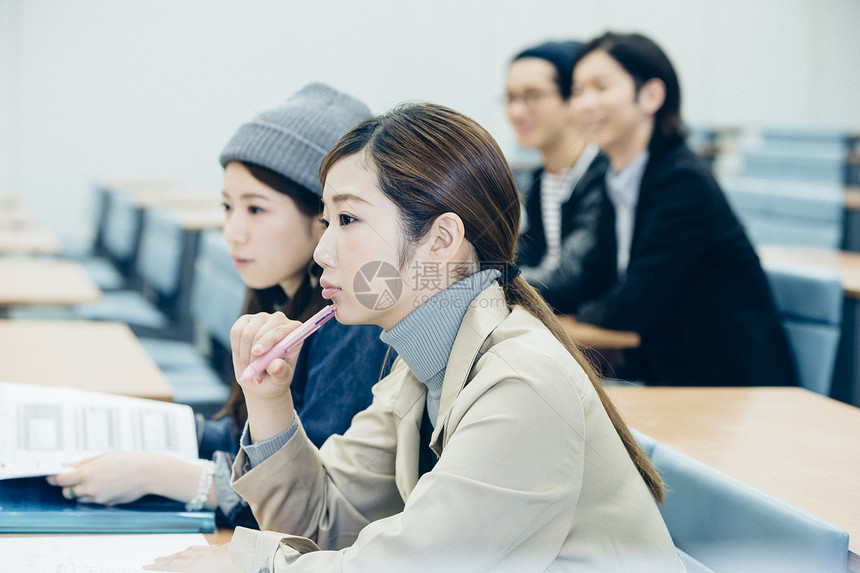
[0,477,215,533]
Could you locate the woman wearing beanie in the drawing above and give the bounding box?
[47,83,393,529]
[148,103,683,573]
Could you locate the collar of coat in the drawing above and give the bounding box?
[430,282,510,454]
[387,282,512,499]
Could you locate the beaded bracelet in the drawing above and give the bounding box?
[186,460,215,512]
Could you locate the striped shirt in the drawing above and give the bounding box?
[538,143,600,270]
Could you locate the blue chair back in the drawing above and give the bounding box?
[740,147,846,185]
[721,177,844,249]
[136,206,186,299]
[686,125,719,169]
[630,427,658,459]
[760,127,849,154]
[739,128,850,186]
[101,191,142,273]
[190,230,246,352]
[652,443,849,572]
[632,431,715,571]
[763,262,843,395]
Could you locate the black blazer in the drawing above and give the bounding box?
[576,140,799,387]
[515,154,615,314]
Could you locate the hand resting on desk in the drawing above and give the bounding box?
[144,543,237,573]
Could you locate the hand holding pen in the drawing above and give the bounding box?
[238,304,337,382]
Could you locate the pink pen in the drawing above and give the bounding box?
[239,304,337,382]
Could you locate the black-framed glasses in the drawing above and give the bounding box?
[502,89,561,106]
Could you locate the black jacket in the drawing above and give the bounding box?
[516,153,615,314]
[576,139,799,387]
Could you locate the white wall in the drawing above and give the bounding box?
[0,0,16,196]
[3,0,860,242]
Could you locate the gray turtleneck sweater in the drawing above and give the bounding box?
[379,268,498,427]
[241,269,500,467]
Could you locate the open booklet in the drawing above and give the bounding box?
[0,381,215,533]
[0,381,199,480]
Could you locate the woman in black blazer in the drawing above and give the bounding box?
[570,32,798,387]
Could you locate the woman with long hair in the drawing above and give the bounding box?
[148,102,683,572]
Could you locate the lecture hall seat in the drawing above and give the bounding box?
[739,128,852,186]
[720,176,844,250]
[137,229,245,416]
[762,262,844,396]
[651,443,849,572]
[72,204,194,340]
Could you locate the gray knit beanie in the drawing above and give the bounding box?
[220,83,372,196]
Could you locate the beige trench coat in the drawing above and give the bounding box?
[228,283,684,572]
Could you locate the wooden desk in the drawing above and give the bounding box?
[0,320,173,401]
[0,259,100,307]
[758,245,860,298]
[558,315,641,381]
[606,385,860,561]
[558,315,640,349]
[845,186,860,211]
[169,204,224,232]
[102,179,188,202]
[0,208,37,229]
[205,528,234,545]
[133,192,211,208]
[150,197,224,232]
[0,196,20,210]
[842,187,860,252]
[105,181,213,210]
[0,227,61,255]
[101,180,218,222]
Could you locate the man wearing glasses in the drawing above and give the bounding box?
[507,40,614,315]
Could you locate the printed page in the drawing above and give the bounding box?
[0,381,199,479]
[0,533,208,573]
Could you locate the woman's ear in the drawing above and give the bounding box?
[427,212,467,262]
[637,78,666,116]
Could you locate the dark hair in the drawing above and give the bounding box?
[512,40,583,100]
[575,32,686,151]
[216,161,326,425]
[319,102,665,502]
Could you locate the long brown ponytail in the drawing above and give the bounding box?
[320,102,664,502]
[503,275,663,502]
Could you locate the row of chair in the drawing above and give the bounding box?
[762,261,844,397]
[631,429,850,572]
[695,126,858,252]
[68,182,244,416]
[720,177,845,250]
[136,228,244,416]
[738,128,858,187]
[712,129,853,402]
